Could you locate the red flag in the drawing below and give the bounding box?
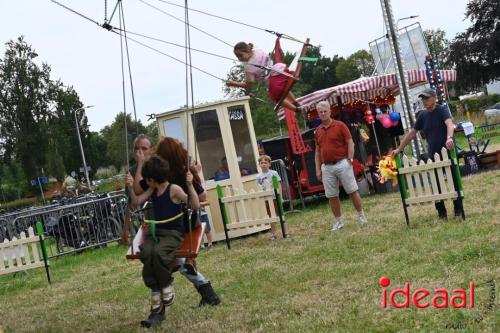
[274,37,284,64]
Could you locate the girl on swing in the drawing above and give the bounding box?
[127,155,199,328]
[226,42,302,114]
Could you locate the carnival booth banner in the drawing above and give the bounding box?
[297,69,456,114]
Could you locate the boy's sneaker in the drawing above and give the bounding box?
[331,221,344,231]
[141,303,165,328]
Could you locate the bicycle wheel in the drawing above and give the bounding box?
[99,216,122,241]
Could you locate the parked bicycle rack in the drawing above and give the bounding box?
[0,192,127,258]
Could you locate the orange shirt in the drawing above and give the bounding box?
[315,120,352,163]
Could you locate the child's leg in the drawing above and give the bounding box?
[140,230,183,310]
[287,91,298,105]
[206,231,213,246]
[153,231,184,288]
[140,290,166,328]
[282,99,299,112]
[139,236,161,290]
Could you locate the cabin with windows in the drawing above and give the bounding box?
[155,96,270,241]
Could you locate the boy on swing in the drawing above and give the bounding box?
[127,155,199,328]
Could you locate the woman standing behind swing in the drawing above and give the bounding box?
[132,137,221,309]
[226,42,302,114]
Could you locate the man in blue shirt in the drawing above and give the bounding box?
[392,88,462,219]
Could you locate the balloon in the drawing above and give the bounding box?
[391,120,399,127]
[380,115,392,128]
[382,119,392,128]
[380,114,390,122]
[389,112,401,122]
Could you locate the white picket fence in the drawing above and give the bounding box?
[0,227,45,275]
[221,187,280,231]
[399,147,459,205]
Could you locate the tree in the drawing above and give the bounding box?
[86,131,109,175]
[424,29,450,68]
[46,83,89,177]
[100,113,148,169]
[335,50,374,84]
[0,37,51,180]
[146,122,159,145]
[336,57,360,84]
[448,0,500,91]
[348,50,375,77]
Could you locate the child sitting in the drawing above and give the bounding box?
[226,42,302,114]
[256,155,289,240]
[127,155,199,328]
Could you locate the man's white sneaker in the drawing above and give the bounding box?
[331,221,344,231]
[359,214,368,225]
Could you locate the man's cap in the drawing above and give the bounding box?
[418,88,437,98]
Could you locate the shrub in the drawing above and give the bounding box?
[95,166,118,180]
[449,94,500,116]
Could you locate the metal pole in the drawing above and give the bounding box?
[37,178,46,204]
[380,0,420,157]
[74,107,93,190]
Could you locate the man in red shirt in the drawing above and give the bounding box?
[314,101,368,230]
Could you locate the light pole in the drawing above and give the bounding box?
[74,105,94,191]
[396,15,419,28]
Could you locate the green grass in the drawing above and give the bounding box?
[0,171,499,332]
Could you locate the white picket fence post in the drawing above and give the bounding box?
[397,147,465,224]
[0,227,46,276]
[221,187,280,231]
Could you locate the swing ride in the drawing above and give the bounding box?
[49,0,459,238]
[49,0,316,244]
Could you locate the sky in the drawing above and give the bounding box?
[0,0,471,131]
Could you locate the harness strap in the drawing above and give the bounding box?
[145,211,184,243]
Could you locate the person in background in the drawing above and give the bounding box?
[256,154,289,240]
[194,160,214,248]
[121,134,152,245]
[214,157,230,181]
[314,101,368,230]
[392,88,462,219]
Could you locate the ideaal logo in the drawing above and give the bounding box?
[379,277,496,330]
[379,276,475,309]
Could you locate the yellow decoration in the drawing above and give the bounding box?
[377,155,398,184]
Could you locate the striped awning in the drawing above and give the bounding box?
[296,69,456,113]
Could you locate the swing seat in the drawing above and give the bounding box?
[126,223,206,260]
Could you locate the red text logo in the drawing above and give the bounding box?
[379,276,474,309]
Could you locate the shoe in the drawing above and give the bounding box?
[269,234,278,241]
[438,214,448,220]
[359,214,368,225]
[140,305,165,328]
[197,282,221,306]
[331,221,344,231]
[161,284,175,307]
